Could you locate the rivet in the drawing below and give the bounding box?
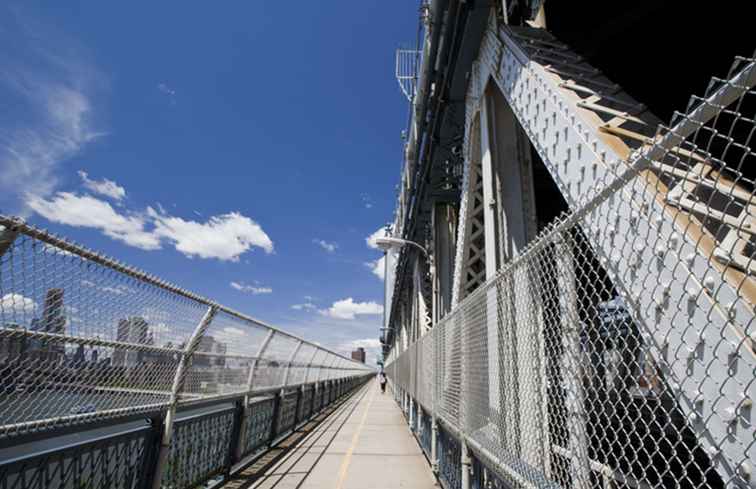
[738,462,752,481]
[655,245,665,257]
[654,215,663,230]
[725,302,736,320]
[703,276,716,293]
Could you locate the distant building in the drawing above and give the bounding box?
[26,288,67,363]
[193,335,227,368]
[351,347,366,364]
[41,288,66,335]
[113,317,151,367]
[0,323,26,362]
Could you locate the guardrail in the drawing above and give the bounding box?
[0,376,369,489]
[0,217,373,487]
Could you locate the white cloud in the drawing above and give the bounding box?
[342,338,381,350]
[313,239,337,253]
[157,83,176,104]
[320,298,383,320]
[78,170,125,200]
[366,227,388,250]
[0,293,37,315]
[304,295,314,301]
[150,209,273,261]
[365,256,385,281]
[291,302,317,311]
[0,14,104,216]
[340,338,382,366]
[222,326,246,336]
[157,83,175,96]
[230,281,272,295]
[28,192,274,262]
[27,192,161,250]
[360,193,374,209]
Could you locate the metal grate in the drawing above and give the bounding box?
[388,50,756,489]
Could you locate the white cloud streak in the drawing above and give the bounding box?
[149,209,274,261]
[78,170,125,200]
[0,293,37,315]
[313,239,337,253]
[291,302,317,311]
[366,227,388,250]
[319,298,383,320]
[0,11,105,215]
[27,192,160,250]
[365,256,385,281]
[27,190,274,261]
[230,281,272,295]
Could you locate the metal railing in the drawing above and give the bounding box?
[0,217,373,487]
[386,48,756,489]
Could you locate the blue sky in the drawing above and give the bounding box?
[0,2,418,363]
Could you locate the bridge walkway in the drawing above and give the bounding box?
[222,379,436,489]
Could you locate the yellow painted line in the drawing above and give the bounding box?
[334,382,377,489]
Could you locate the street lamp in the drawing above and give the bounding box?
[373,236,428,256]
[374,235,436,345]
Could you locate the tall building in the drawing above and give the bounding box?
[350,347,365,364]
[26,288,66,363]
[41,288,65,334]
[113,317,150,367]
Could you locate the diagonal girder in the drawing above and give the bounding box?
[469,18,756,488]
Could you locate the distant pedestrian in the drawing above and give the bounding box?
[379,372,387,393]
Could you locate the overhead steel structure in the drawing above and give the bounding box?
[383,2,755,489]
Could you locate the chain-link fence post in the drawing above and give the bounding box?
[151,305,217,489]
[461,438,472,489]
[234,329,275,460]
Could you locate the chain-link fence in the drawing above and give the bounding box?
[387,46,755,489]
[0,217,372,439]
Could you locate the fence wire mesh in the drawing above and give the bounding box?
[0,218,371,439]
[387,52,756,489]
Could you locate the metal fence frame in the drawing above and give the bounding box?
[0,217,373,488]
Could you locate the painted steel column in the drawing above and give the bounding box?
[479,88,508,448]
[234,329,275,460]
[152,305,217,489]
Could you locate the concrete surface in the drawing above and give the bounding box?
[225,380,437,489]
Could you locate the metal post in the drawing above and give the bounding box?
[234,330,275,460]
[281,341,303,388]
[409,397,415,431]
[461,439,472,489]
[151,305,217,489]
[431,418,439,473]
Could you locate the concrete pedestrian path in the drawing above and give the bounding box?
[224,379,437,489]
